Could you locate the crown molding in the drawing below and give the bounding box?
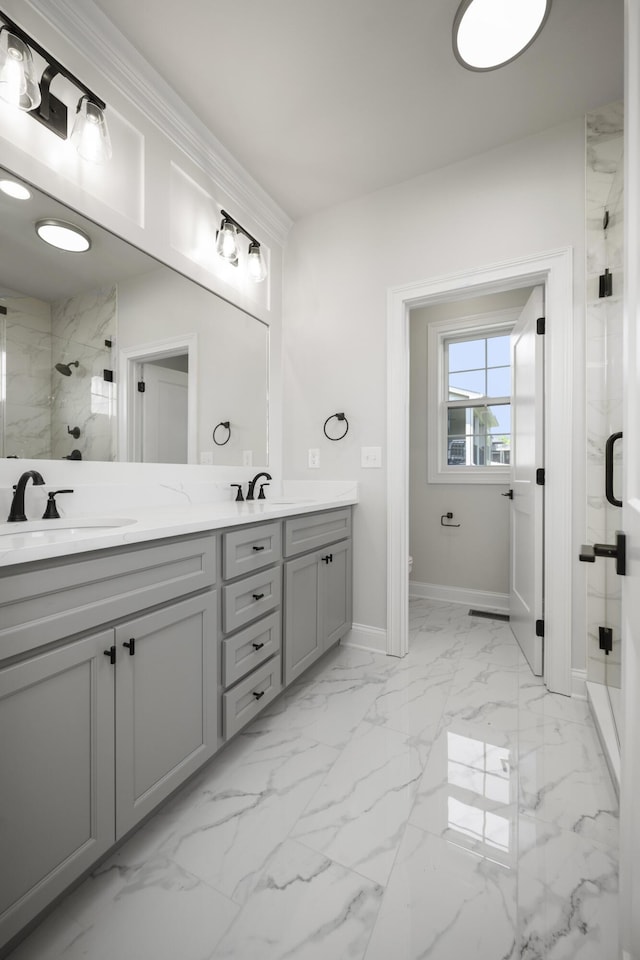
[24,0,292,246]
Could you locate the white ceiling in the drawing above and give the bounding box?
[91,0,623,220]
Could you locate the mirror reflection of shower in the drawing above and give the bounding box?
[54,360,79,376]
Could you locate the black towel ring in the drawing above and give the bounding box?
[213,421,231,446]
[323,412,349,441]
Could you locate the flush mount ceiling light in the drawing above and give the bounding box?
[36,219,91,253]
[453,0,552,72]
[0,9,112,163]
[0,178,31,199]
[215,210,268,283]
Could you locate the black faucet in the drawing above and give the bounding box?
[8,470,46,522]
[246,472,272,501]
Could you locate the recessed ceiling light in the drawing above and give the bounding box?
[35,219,91,252]
[0,179,31,200]
[453,0,552,72]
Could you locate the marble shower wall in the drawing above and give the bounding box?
[585,101,624,687]
[3,297,53,460]
[50,287,117,462]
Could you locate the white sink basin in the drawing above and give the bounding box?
[268,498,315,505]
[0,517,136,547]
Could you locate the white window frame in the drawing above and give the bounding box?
[427,307,519,484]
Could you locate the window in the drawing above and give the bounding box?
[427,309,516,483]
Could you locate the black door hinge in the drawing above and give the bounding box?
[137,381,146,393]
[599,268,613,298]
[535,619,545,638]
[536,316,546,335]
[103,369,114,382]
[536,468,545,485]
[598,626,613,655]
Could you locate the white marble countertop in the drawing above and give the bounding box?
[0,487,358,568]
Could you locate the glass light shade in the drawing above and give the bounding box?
[247,241,267,282]
[454,0,550,71]
[0,178,31,199]
[0,29,41,110]
[216,219,239,263]
[71,97,112,164]
[36,219,91,252]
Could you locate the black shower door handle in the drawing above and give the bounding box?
[605,431,623,508]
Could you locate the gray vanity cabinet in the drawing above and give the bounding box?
[284,512,352,685]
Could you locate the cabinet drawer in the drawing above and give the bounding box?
[284,508,351,557]
[223,654,282,739]
[223,522,282,581]
[222,566,282,634]
[0,534,216,661]
[222,611,281,688]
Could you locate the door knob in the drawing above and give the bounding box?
[501,490,514,499]
[579,531,626,576]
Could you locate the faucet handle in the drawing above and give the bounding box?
[230,483,244,502]
[257,483,270,500]
[42,489,74,520]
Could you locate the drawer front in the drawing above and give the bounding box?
[284,508,351,557]
[223,522,282,581]
[222,611,281,688]
[223,655,282,739]
[0,534,216,661]
[222,566,282,634]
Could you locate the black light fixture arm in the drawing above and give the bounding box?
[0,10,106,110]
[220,209,260,248]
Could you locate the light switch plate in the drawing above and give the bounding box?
[308,448,320,468]
[361,446,382,468]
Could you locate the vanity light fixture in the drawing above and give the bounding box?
[216,210,268,283]
[0,178,30,199]
[36,219,91,253]
[0,9,112,163]
[453,0,552,72]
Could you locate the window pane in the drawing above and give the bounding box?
[446,405,510,467]
[487,404,511,434]
[487,335,510,367]
[449,369,486,398]
[448,338,485,373]
[487,366,510,396]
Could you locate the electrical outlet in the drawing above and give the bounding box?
[200,451,213,465]
[242,450,253,467]
[308,448,320,468]
[361,446,382,468]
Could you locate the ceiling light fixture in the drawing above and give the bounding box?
[0,178,31,199]
[0,9,112,163]
[215,210,268,283]
[35,219,91,252]
[453,0,552,72]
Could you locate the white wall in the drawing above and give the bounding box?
[283,118,586,660]
[409,289,530,596]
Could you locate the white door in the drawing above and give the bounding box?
[140,364,188,464]
[509,286,544,675]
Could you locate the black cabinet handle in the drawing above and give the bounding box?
[321,554,333,564]
[252,642,265,651]
[605,431,623,507]
[252,593,265,601]
[103,645,116,665]
[253,690,265,700]
[252,545,265,552]
[123,638,135,656]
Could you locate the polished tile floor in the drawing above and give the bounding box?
[8,600,619,959]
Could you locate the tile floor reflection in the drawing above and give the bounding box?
[7,599,619,960]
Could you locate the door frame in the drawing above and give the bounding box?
[386,247,573,695]
[118,334,197,464]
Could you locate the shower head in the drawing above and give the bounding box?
[55,361,79,377]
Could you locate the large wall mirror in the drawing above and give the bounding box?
[0,166,269,467]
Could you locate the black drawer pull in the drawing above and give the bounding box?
[253,690,265,700]
[321,553,333,564]
[123,638,135,656]
[252,593,265,601]
[252,545,265,552]
[103,645,116,665]
[252,642,265,651]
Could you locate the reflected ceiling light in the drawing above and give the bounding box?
[36,219,91,253]
[215,210,268,283]
[453,0,551,72]
[0,9,111,162]
[0,178,31,199]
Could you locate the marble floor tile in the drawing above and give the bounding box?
[209,839,383,960]
[291,720,423,885]
[363,659,452,741]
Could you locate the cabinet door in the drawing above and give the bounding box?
[0,631,115,947]
[321,539,352,650]
[284,551,322,685]
[114,592,217,838]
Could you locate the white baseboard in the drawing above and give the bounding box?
[571,668,587,700]
[586,680,621,799]
[342,623,387,654]
[409,581,509,613]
